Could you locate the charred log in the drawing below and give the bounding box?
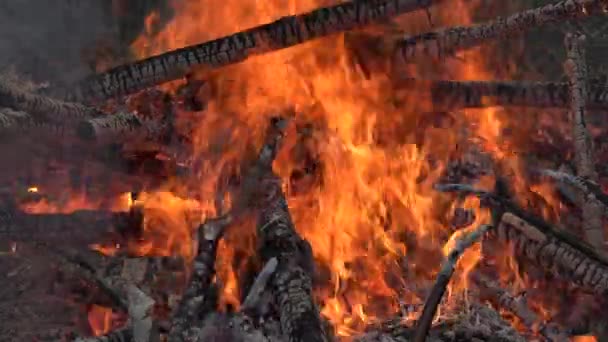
[76,112,167,145]
[394,0,608,63]
[0,78,102,122]
[0,107,72,138]
[59,0,446,102]
[392,78,608,111]
[489,213,608,297]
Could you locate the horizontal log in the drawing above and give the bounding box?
[0,78,102,122]
[76,112,167,144]
[59,0,445,102]
[0,107,72,137]
[394,0,608,63]
[393,78,608,111]
[489,212,608,297]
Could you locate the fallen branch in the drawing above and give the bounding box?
[394,0,608,63]
[490,212,608,297]
[60,0,446,102]
[564,32,605,252]
[413,224,491,342]
[392,78,608,111]
[0,78,101,122]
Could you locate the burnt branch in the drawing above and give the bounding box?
[60,0,446,102]
[564,32,605,252]
[394,0,608,63]
[0,107,72,137]
[168,214,232,342]
[0,78,102,122]
[540,169,608,217]
[393,78,608,111]
[413,224,491,342]
[240,257,278,315]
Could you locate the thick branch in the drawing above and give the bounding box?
[0,78,101,122]
[394,0,608,63]
[393,78,608,111]
[60,0,445,102]
[489,212,608,297]
[413,224,491,342]
[564,32,604,252]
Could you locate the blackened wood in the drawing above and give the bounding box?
[76,112,166,144]
[0,78,102,122]
[61,0,445,102]
[394,0,608,63]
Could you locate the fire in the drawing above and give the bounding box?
[87,305,113,336]
[125,0,512,334]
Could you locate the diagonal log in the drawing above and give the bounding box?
[489,212,608,297]
[564,32,605,252]
[393,78,608,111]
[59,0,446,103]
[393,0,608,63]
[540,169,608,216]
[254,121,327,342]
[0,78,102,122]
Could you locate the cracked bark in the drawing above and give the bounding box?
[59,0,446,103]
[489,212,608,297]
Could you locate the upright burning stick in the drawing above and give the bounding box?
[564,32,605,253]
[58,0,446,103]
[394,0,608,63]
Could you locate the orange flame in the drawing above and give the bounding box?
[87,305,113,336]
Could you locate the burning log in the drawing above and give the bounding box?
[59,0,446,102]
[394,0,608,63]
[76,112,167,145]
[0,78,102,122]
[413,224,491,342]
[168,214,232,342]
[393,78,608,111]
[564,32,605,253]
[490,212,608,297]
[540,169,608,217]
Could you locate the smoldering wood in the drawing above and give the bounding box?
[540,169,608,217]
[240,257,278,315]
[392,78,608,111]
[0,78,102,122]
[564,32,605,253]
[489,212,608,297]
[394,0,608,63]
[76,112,167,145]
[413,224,491,342]
[58,0,447,103]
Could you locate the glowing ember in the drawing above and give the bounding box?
[87,305,113,336]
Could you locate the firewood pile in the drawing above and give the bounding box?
[2,0,608,341]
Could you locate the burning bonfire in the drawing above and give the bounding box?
[2,0,608,341]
